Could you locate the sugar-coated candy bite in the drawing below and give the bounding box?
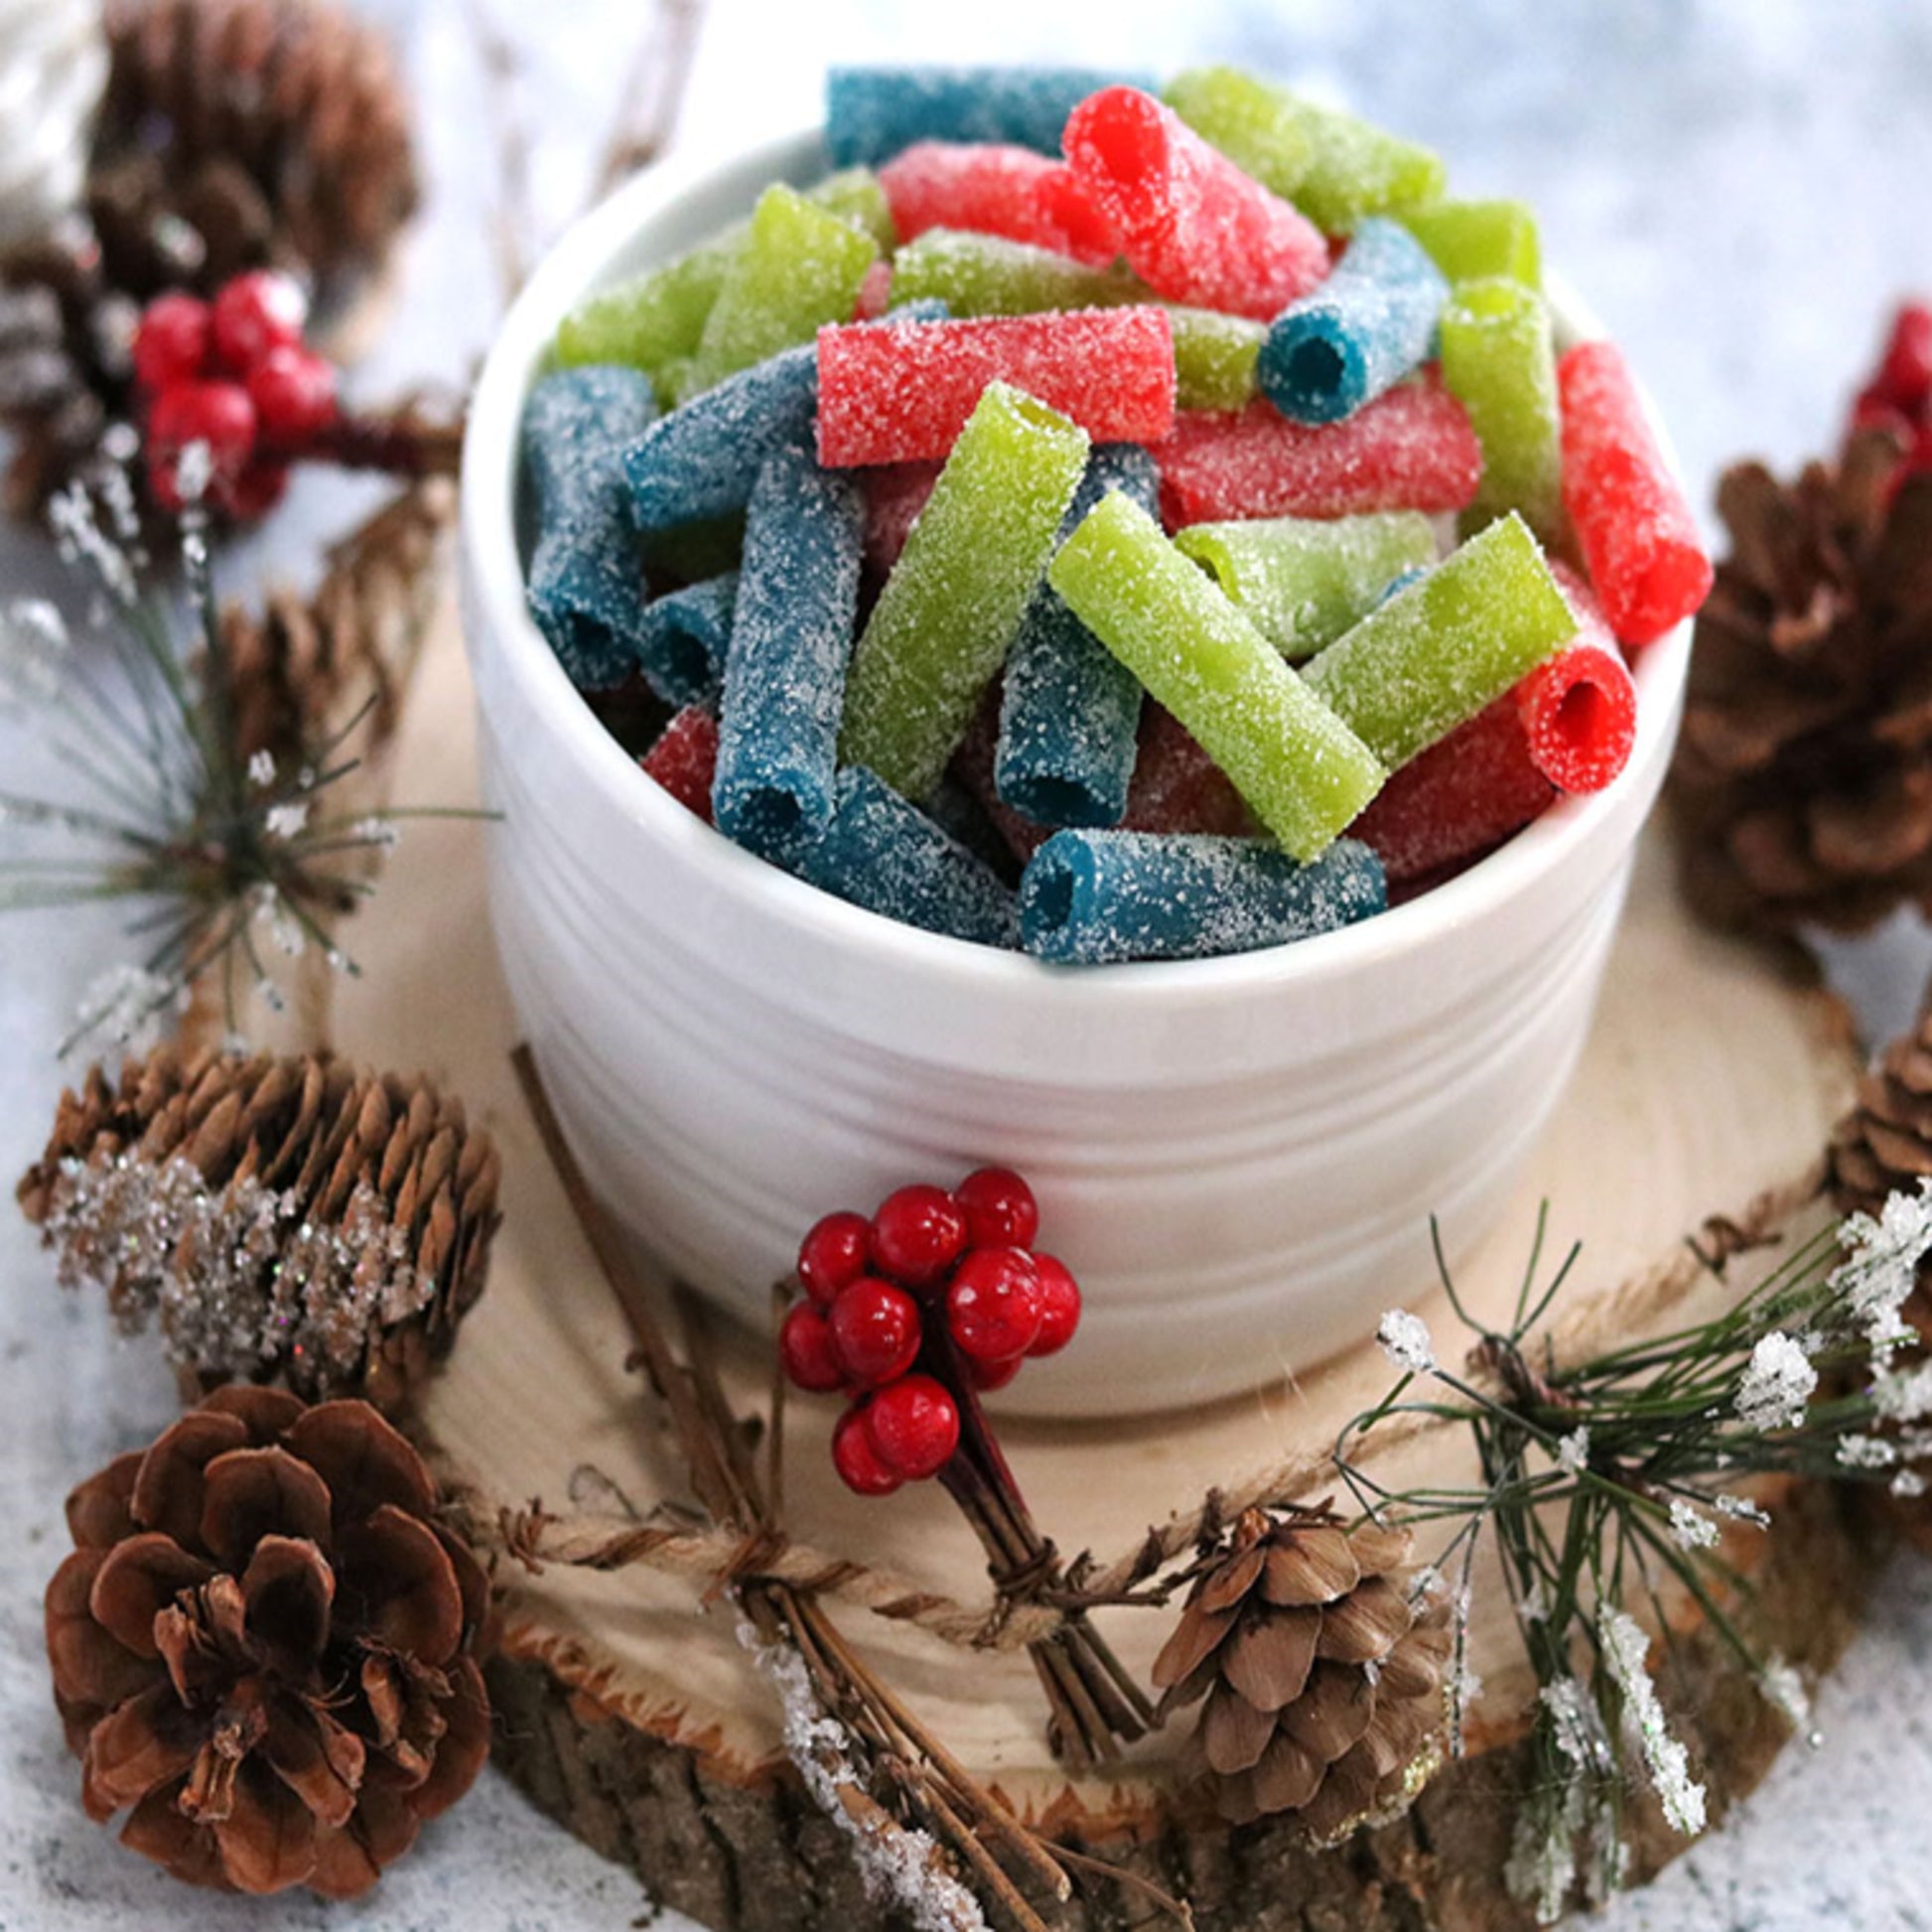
[631,572,737,706]
[1558,340,1715,645]
[801,768,1020,949]
[1175,510,1439,658]
[1019,830,1387,965]
[840,381,1090,799]
[1062,86,1329,321]
[1155,388,1482,527]
[638,705,720,821]
[1048,490,1387,861]
[1169,308,1266,411]
[860,461,941,575]
[1164,66,1446,234]
[890,227,1147,318]
[521,364,659,688]
[1119,706,1255,839]
[1400,199,1543,290]
[1439,276,1563,539]
[712,444,863,863]
[1303,511,1578,768]
[1260,219,1449,426]
[878,141,1110,256]
[996,444,1157,829]
[816,308,1174,468]
[825,65,1157,168]
[1516,643,1637,794]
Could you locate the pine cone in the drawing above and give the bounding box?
[1151,1508,1449,1838]
[1669,427,1932,936]
[45,1386,490,1894]
[18,1046,501,1414]
[1829,1008,1932,1339]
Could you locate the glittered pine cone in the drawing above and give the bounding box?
[45,1387,490,1895]
[1669,427,1932,937]
[18,1046,500,1414]
[1151,1508,1449,1837]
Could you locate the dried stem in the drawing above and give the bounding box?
[592,0,708,199]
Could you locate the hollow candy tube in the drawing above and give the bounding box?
[1019,831,1385,965]
[638,706,720,822]
[1155,388,1482,527]
[1517,643,1637,793]
[1048,490,1386,860]
[1558,340,1715,646]
[1175,511,1439,658]
[803,767,1019,949]
[840,382,1090,800]
[712,444,863,862]
[816,308,1175,467]
[889,228,1148,316]
[1259,219,1449,426]
[995,444,1157,828]
[879,141,1111,256]
[1302,511,1577,769]
[631,572,738,706]
[521,365,659,689]
[1439,276,1563,539]
[1164,67,1446,234]
[1400,200,1542,290]
[826,66,1157,168]
[1062,86,1329,321]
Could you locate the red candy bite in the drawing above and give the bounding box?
[1062,86,1327,319]
[953,1167,1038,1249]
[1033,164,1121,267]
[829,1277,922,1385]
[778,1303,847,1393]
[865,1374,961,1479]
[248,345,340,443]
[1516,644,1637,794]
[639,705,721,822]
[881,141,1084,254]
[1155,389,1483,527]
[1028,1255,1082,1357]
[832,1406,902,1495]
[854,258,895,321]
[132,293,211,392]
[862,461,943,575]
[797,1209,873,1306]
[870,1183,969,1287]
[948,1247,1043,1363]
[146,379,258,510]
[1557,341,1714,647]
[816,309,1176,468]
[210,271,308,372]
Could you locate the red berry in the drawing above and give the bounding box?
[210,270,308,373]
[225,460,290,522]
[145,379,257,510]
[865,1374,960,1479]
[947,1247,1042,1364]
[132,293,212,392]
[1851,385,1916,442]
[870,1183,968,1287]
[952,1168,1038,1250]
[778,1303,845,1393]
[1877,302,1932,410]
[828,1277,921,1386]
[832,1405,901,1495]
[1028,1254,1082,1357]
[968,1354,1023,1392]
[798,1210,872,1307]
[248,345,339,443]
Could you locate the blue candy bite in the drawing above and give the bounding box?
[633,572,738,706]
[825,66,1159,168]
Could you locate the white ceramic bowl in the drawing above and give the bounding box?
[461,126,1693,1418]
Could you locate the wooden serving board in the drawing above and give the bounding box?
[304,605,1874,1930]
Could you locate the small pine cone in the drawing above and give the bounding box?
[1830,1009,1932,1338]
[1669,428,1932,937]
[46,1387,490,1895]
[1152,1508,1449,1838]
[17,1046,501,1414]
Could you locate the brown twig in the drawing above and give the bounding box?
[462,0,538,305]
[592,0,708,200]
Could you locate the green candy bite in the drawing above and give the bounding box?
[1400,199,1542,289]
[890,228,1147,315]
[1176,512,1439,658]
[1169,309,1266,411]
[1438,277,1564,540]
[1049,491,1386,862]
[1302,511,1576,769]
[1165,66,1446,234]
[840,383,1090,801]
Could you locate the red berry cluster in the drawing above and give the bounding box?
[1850,300,1932,485]
[779,1168,1081,1496]
[132,272,341,519]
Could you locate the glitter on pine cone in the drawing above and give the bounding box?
[17,1047,500,1414]
[1830,1008,1932,1341]
[1668,426,1932,938]
[1151,1507,1449,1837]
[45,1387,490,1895]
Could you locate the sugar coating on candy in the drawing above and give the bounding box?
[713,443,864,862]
[1302,510,1578,768]
[1439,276,1563,540]
[1034,163,1123,266]
[1175,510,1440,658]
[1516,643,1637,793]
[1400,199,1543,290]
[825,66,1157,168]
[1259,218,1449,426]
[816,308,1175,467]
[861,461,942,575]
[1062,86,1330,321]
[1558,340,1714,646]
[1048,489,1387,860]
[1156,387,1483,527]
[675,185,880,404]
[1018,830,1386,964]
[889,228,1148,319]
[1121,705,1256,838]
[521,364,659,688]
[639,705,720,821]
[1169,307,1265,411]
[995,444,1157,829]
[1165,66,1446,234]
[840,381,1090,800]
[879,141,1106,256]
[632,571,738,706]
[802,766,1020,948]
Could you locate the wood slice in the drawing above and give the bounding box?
[312,606,1873,1930]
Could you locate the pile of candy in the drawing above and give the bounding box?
[778,1167,1079,1494]
[521,65,1713,966]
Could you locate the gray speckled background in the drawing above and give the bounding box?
[4,3,1932,1926]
